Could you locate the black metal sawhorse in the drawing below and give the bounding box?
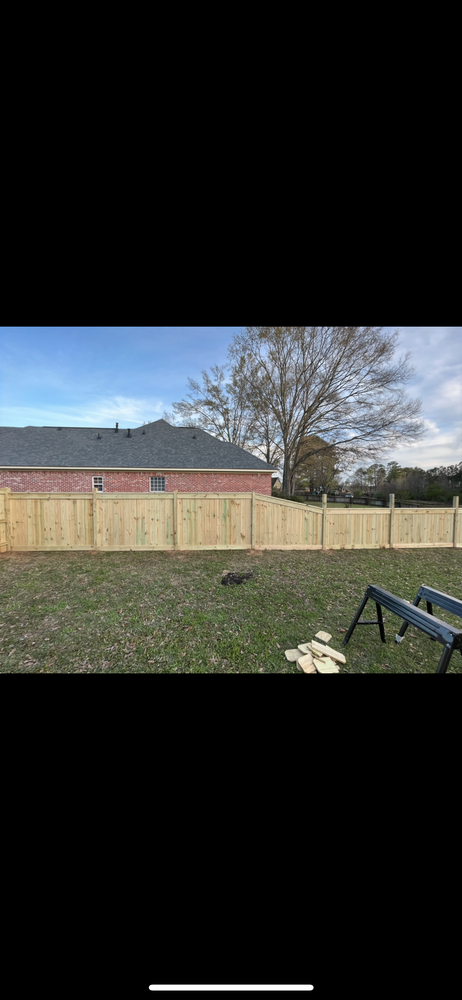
[395,586,462,646]
[342,584,462,673]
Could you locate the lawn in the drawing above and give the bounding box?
[1,548,461,674]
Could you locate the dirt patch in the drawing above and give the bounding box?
[222,571,254,586]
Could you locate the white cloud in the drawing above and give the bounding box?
[2,396,166,428]
[387,327,462,468]
[78,396,165,425]
[439,377,462,403]
[422,419,440,434]
[387,417,462,469]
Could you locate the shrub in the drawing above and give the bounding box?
[426,484,448,502]
[273,490,308,504]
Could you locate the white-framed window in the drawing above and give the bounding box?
[93,477,104,492]
[150,476,166,492]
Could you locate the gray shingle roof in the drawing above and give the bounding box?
[0,420,275,471]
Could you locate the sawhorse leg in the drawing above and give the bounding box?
[426,602,436,641]
[436,645,453,674]
[342,592,369,647]
[376,603,386,643]
[396,597,437,644]
[396,595,421,643]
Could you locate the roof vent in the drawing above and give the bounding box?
[127,429,131,438]
[192,434,196,439]
[142,429,146,435]
[97,433,102,439]
[57,427,62,431]
[115,422,119,432]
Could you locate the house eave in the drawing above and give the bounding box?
[0,466,275,473]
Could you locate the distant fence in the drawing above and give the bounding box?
[0,489,460,552]
[295,493,457,508]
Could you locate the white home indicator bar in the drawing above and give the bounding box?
[148,988,314,992]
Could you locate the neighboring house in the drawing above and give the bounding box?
[0,420,275,495]
[272,475,283,491]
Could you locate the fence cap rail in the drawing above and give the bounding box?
[256,494,322,511]
[9,491,259,498]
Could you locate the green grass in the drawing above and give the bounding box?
[1,548,461,674]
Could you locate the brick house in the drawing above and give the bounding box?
[0,419,275,494]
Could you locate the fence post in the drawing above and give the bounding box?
[0,488,11,552]
[173,490,178,550]
[251,492,256,549]
[322,493,327,549]
[453,496,459,548]
[93,487,99,549]
[389,494,395,548]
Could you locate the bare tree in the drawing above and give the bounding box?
[243,403,284,468]
[365,463,386,491]
[161,408,190,427]
[162,364,256,447]
[227,326,425,494]
[164,360,284,470]
[403,467,428,498]
[350,466,369,493]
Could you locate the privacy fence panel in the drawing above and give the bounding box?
[179,494,252,549]
[97,493,175,550]
[0,489,8,552]
[9,493,93,550]
[2,492,460,552]
[325,508,391,549]
[253,495,323,548]
[392,508,455,547]
[456,503,462,547]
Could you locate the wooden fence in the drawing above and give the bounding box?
[0,489,9,553]
[0,489,460,552]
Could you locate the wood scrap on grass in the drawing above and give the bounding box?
[285,629,344,674]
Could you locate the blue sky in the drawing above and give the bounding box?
[0,326,460,470]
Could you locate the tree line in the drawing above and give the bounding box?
[162,326,425,496]
[348,461,462,503]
